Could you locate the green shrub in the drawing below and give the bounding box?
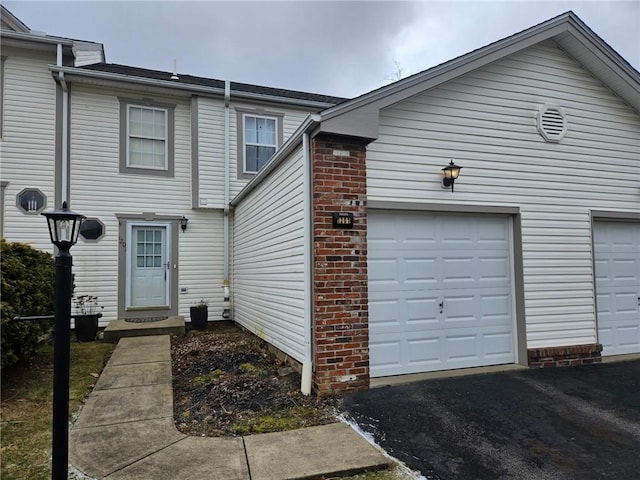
[1,240,56,369]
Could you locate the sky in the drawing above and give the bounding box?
[4,0,639,98]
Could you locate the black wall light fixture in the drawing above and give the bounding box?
[442,161,462,192]
[180,216,189,232]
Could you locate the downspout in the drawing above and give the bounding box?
[301,132,313,395]
[57,43,69,205]
[222,80,231,319]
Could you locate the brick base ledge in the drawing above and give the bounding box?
[528,343,603,368]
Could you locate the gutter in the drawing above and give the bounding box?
[56,44,69,205]
[222,80,231,319]
[300,131,313,395]
[2,30,74,46]
[48,65,337,109]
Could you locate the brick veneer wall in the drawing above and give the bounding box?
[527,343,603,368]
[312,134,370,395]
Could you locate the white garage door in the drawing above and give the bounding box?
[594,221,640,356]
[368,211,515,377]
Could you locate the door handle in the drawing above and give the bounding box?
[439,300,444,314]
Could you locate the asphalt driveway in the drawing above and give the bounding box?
[342,360,640,480]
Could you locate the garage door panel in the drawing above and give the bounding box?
[405,258,438,282]
[369,299,401,328]
[368,258,399,284]
[482,332,514,359]
[594,221,640,356]
[369,211,515,376]
[406,298,440,324]
[369,338,403,374]
[407,337,442,367]
[478,256,511,280]
[441,256,475,282]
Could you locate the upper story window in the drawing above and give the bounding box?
[236,108,284,179]
[244,115,277,173]
[119,98,175,177]
[128,106,167,168]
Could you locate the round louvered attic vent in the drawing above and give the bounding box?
[537,105,567,142]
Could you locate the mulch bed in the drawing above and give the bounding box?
[171,322,338,436]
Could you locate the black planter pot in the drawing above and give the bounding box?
[190,305,208,330]
[74,313,102,342]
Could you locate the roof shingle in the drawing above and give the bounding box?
[80,63,348,105]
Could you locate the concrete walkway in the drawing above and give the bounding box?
[70,335,389,480]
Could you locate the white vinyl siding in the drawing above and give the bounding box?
[233,145,307,362]
[196,97,225,208]
[69,85,224,325]
[366,40,640,350]
[0,48,57,251]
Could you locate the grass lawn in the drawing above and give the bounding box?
[1,339,115,480]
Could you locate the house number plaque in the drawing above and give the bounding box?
[332,212,354,229]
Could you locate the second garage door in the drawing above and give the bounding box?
[594,221,640,356]
[368,211,515,377]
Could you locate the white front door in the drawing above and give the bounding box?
[368,211,515,377]
[129,225,170,308]
[594,221,640,356]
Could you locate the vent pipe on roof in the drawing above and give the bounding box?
[170,59,179,80]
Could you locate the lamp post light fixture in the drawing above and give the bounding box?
[41,201,85,480]
[442,160,462,192]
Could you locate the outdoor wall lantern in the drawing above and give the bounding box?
[442,161,463,192]
[180,216,189,232]
[41,201,85,480]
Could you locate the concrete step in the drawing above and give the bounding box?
[103,316,185,343]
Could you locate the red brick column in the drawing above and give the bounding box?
[312,134,369,395]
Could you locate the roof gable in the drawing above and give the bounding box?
[319,11,640,140]
[1,5,30,33]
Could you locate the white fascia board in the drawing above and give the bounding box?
[230,114,321,207]
[48,65,336,108]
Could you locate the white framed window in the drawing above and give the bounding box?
[236,108,284,178]
[127,105,167,169]
[244,114,277,173]
[119,98,175,177]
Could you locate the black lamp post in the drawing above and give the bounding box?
[41,201,85,480]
